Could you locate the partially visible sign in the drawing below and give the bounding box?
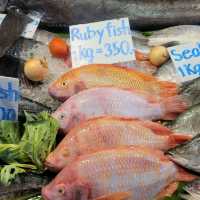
[0,76,19,121]
[21,12,42,39]
[70,18,135,68]
[0,14,6,24]
[0,13,41,39]
[168,42,200,82]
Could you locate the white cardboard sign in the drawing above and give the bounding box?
[0,76,19,121]
[70,18,135,68]
[168,42,200,82]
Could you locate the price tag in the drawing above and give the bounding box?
[0,13,41,39]
[0,76,19,121]
[168,42,200,82]
[70,18,135,68]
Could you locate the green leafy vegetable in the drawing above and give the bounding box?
[0,121,21,144]
[0,144,27,163]
[0,112,59,185]
[21,112,59,170]
[142,31,153,37]
[0,163,37,186]
[56,32,69,39]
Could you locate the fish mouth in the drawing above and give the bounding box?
[42,187,51,200]
[48,87,68,102]
[45,160,61,172]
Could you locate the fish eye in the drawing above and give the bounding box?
[58,187,65,195]
[62,81,68,87]
[60,114,65,120]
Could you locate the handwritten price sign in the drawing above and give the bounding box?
[168,42,200,82]
[70,18,135,67]
[0,76,20,121]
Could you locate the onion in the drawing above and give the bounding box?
[149,46,169,67]
[24,58,48,82]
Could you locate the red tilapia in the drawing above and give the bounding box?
[52,87,187,132]
[48,64,177,101]
[46,116,191,171]
[42,146,196,200]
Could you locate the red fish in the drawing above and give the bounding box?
[52,87,187,132]
[48,64,177,101]
[42,146,196,200]
[46,116,191,171]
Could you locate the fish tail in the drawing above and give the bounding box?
[141,120,173,135]
[168,134,192,148]
[176,167,197,182]
[162,96,188,120]
[159,81,178,97]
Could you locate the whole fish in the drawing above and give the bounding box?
[182,179,200,200]
[6,1,200,30]
[46,116,191,171]
[52,87,187,132]
[168,104,200,137]
[48,64,178,101]
[168,134,200,174]
[148,25,200,46]
[42,146,196,200]
[0,173,52,200]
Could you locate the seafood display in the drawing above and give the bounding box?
[1,1,200,198]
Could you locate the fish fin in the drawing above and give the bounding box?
[159,81,178,97]
[94,192,131,200]
[162,96,188,120]
[176,167,197,182]
[168,134,192,147]
[155,182,178,200]
[140,120,173,135]
[135,50,149,61]
[163,113,179,120]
